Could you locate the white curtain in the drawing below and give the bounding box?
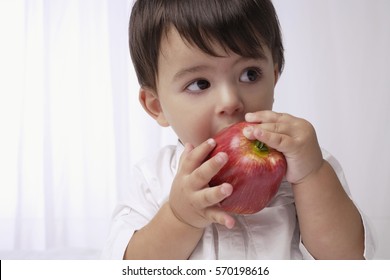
[0,0,176,258]
[0,0,389,259]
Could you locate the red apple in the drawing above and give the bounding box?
[208,122,287,214]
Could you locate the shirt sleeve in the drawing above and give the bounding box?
[100,145,178,259]
[100,204,142,259]
[299,149,376,259]
[100,163,161,259]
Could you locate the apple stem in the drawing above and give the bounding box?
[255,140,269,153]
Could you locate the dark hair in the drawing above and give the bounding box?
[129,0,284,91]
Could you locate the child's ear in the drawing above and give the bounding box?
[273,64,280,86]
[139,87,169,127]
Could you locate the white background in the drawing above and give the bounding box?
[272,0,390,259]
[0,0,389,259]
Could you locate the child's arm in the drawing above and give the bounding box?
[244,111,365,259]
[124,139,235,259]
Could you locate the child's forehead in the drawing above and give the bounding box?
[161,25,267,61]
[161,27,229,57]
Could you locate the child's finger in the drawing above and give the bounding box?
[179,139,216,173]
[243,122,291,140]
[245,110,290,124]
[204,207,235,229]
[193,183,232,208]
[251,127,291,152]
[256,122,290,136]
[190,152,228,189]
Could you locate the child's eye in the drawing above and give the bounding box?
[239,68,262,83]
[186,79,210,93]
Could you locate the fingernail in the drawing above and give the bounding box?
[243,126,253,137]
[215,152,228,164]
[221,183,232,196]
[245,113,255,122]
[207,138,216,147]
[224,217,235,229]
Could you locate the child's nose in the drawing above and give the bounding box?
[215,87,244,116]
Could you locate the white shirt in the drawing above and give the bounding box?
[101,142,375,259]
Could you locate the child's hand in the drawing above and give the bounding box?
[169,139,235,230]
[244,111,324,185]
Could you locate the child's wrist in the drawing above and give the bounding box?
[291,159,326,187]
[166,202,205,231]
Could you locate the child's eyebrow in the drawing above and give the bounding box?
[173,65,210,81]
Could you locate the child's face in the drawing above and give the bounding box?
[142,28,278,147]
